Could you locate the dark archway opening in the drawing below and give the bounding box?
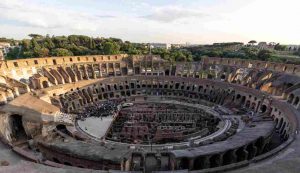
[220,74,226,80]
[193,157,205,170]
[56,124,69,135]
[260,105,267,113]
[64,162,72,166]
[165,69,170,76]
[255,137,265,155]
[179,157,190,170]
[42,81,49,88]
[236,147,247,162]
[288,94,294,103]
[53,157,61,163]
[246,144,256,160]
[210,155,221,168]
[222,150,233,165]
[10,114,28,142]
[241,96,246,105]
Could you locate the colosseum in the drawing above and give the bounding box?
[0,54,299,173]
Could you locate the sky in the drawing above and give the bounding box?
[0,0,300,44]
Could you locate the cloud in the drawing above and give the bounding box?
[95,15,116,19]
[141,6,207,23]
[1,0,300,44]
[0,0,113,31]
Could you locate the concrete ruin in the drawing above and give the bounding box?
[0,54,299,173]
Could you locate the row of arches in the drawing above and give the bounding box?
[176,137,268,171]
[58,77,290,143]
[287,93,300,108]
[124,136,269,172]
[60,78,270,115]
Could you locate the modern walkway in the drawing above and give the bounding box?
[77,116,114,138]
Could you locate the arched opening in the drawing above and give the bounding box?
[165,69,170,76]
[64,162,72,166]
[288,94,295,103]
[223,150,234,165]
[260,105,267,113]
[246,144,256,160]
[255,137,265,155]
[241,96,246,105]
[293,97,299,106]
[179,157,190,170]
[193,157,206,170]
[286,83,293,89]
[56,124,68,135]
[10,114,28,142]
[42,81,49,88]
[220,74,226,80]
[251,103,256,110]
[53,157,61,163]
[236,147,247,162]
[210,154,221,168]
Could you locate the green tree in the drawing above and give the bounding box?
[103,41,120,54]
[21,39,31,51]
[206,50,223,57]
[128,47,141,55]
[44,36,55,49]
[28,34,44,39]
[50,48,73,56]
[52,36,69,48]
[241,47,258,59]
[274,43,287,51]
[6,47,20,60]
[34,47,49,57]
[22,51,34,58]
[248,40,257,45]
[30,38,41,50]
[257,50,271,61]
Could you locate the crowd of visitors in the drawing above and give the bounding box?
[77,100,121,120]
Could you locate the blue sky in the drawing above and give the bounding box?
[0,0,299,44]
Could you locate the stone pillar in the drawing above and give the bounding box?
[106,63,109,75]
[232,150,237,163]
[218,154,224,166]
[297,101,300,110]
[255,101,261,113]
[91,65,96,79]
[156,153,162,171]
[99,63,103,77]
[13,87,20,97]
[168,65,172,76]
[83,65,89,79]
[113,63,116,76]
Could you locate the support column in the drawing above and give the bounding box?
[99,63,103,77]
[91,65,96,79]
[83,65,89,79]
[113,63,116,76]
[106,63,109,76]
